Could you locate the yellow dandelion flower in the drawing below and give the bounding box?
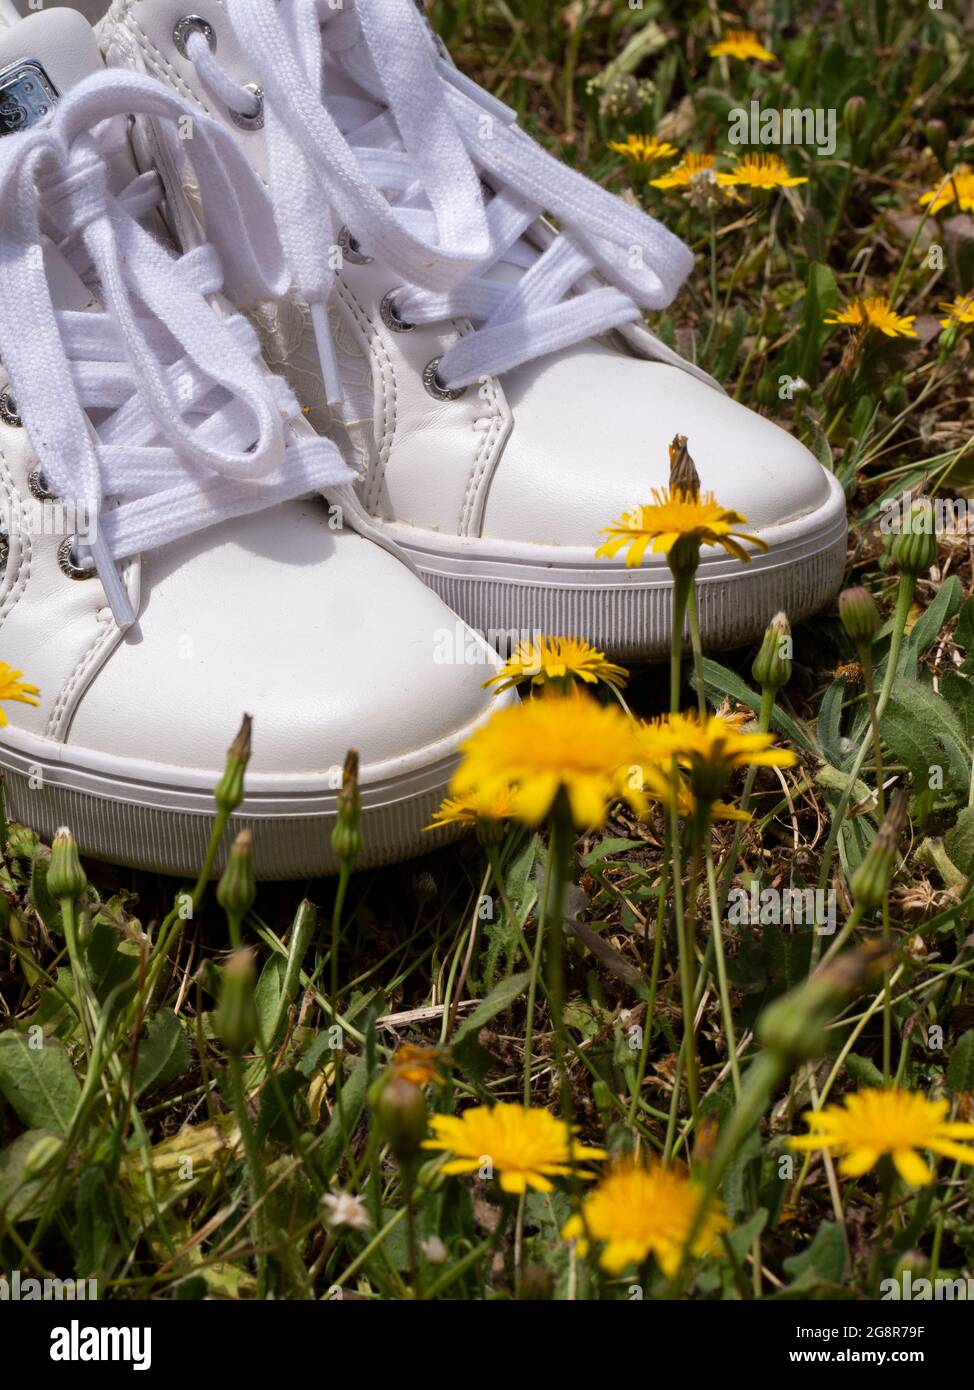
[718,153,807,189]
[422,1103,606,1194]
[677,780,751,824]
[484,635,629,695]
[607,134,679,170]
[645,710,795,805]
[562,1159,729,1276]
[650,152,717,189]
[597,488,768,570]
[391,1044,450,1087]
[450,691,674,830]
[708,29,775,62]
[939,293,974,329]
[424,786,520,832]
[0,662,40,727]
[919,164,974,215]
[788,1087,974,1187]
[824,296,917,338]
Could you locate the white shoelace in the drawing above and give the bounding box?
[0,69,352,628]
[186,0,492,405]
[184,0,693,395]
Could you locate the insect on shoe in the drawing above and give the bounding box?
[0,8,509,879]
[101,0,848,660]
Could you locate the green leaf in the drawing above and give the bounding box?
[844,1052,884,1089]
[797,263,839,385]
[881,680,970,802]
[452,969,532,1082]
[73,1165,115,1276]
[947,1031,974,1094]
[945,808,974,879]
[816,678,848,768]
[451,970,531,1050]
[319,1058,368,1181]
[0,1033,80,1134]
[134,1008,192,1097]
[904,576,962,665]
[0,1130,58,1222]
[941,670,974,745]
[782,1221,847,1290]
[254,955,285,1046]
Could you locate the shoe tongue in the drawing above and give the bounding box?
[0,8,102,138]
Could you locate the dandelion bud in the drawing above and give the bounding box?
[332,749,363,866]
[890,502,938,577]
[372,1076,428,1163]
[923,120,948,164]
[851,790,909,912]
[751,612,792,691]
[215,947,258,1053]
[668,433,700,500]
[217,830,256,923]
[47,827,87,902]
[843,95,867,141]
[214,714,252,816]
[22,1134,63,1181]
[838,586,881,646]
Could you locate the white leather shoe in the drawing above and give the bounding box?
[0,8,507,880]
[101,0,847,660]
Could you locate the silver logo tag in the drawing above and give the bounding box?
[0,59,59,138]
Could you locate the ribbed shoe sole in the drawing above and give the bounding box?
[0,707,509,880]
[391,473,848,659]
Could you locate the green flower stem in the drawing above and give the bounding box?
[812,572,915,967]
[817,900,866,967]
[705,840,741,1098]
[667,1049,785,1296]
[670,796,699,1128]
[718,683,777,912]
[60,897,94,1057]
[686,585,708,716]
[669,565,699,1125]
[626,847,669,1127]
[330,857,352,1152]
[670,569,692,713]
[227,1049,270,1299]
[545,798,575,1123]
[858,641,894,1080]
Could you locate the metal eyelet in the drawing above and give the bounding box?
[337,226,374,266]
[380,290,415,333]
[0,387,21,428]
[229,83,264,131]
[423,358,467,402]
[57,536,95,581]
[28,468,57,502]
[173,15,216,58]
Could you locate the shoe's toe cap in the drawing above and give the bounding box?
[484,345,832,545]
[68,502,501,781]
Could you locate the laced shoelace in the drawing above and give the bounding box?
[185,0,492,407]
[182,0,693,397]
[0,69,351,629]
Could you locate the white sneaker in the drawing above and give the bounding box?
[0,8,508,879]
[101,0,847,659]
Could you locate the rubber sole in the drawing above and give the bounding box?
[0,702,510,880]
[386,472,848,659]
